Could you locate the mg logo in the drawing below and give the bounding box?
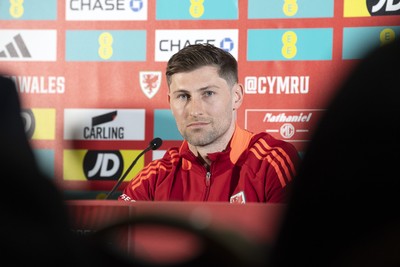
[280,123,295,139]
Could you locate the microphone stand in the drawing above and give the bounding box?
[104,137,162,200]
[104,146,151,200]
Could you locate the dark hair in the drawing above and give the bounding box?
[165,43,238,87]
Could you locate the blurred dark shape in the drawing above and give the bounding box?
[268,39,400,267]
[93,213,267,267]
[0,75,137,266]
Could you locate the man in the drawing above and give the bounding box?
[119,44,300,203]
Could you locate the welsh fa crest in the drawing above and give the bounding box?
[139,71,161,99]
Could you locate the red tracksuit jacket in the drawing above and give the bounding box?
[119,125,300,203]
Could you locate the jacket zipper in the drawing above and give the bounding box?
[203,171,211,201]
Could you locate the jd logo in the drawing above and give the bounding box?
[83,150,123,181]
[368,0,400,15]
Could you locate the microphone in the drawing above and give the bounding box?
[104,137,163,200]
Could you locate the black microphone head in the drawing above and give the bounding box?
[149,137,162,150]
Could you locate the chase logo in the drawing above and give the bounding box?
[344,0,400,17]
[0,0,57,20]
[247,28,333,61]
[66,0,147,20]
[0,30,57,61]
[248,0,333,19]
[64,109,145,140]
[63,149,145,181]
[21,108,56,140]
[156,0,238,20]
[155,29,238,62]
[66,30,146,61]
[343,26,400,59]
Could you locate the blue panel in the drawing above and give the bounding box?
[154,109,183,140]
[66,30,146,62]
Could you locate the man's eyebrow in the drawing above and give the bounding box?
[171,89,190,94]
[198,85,219,91]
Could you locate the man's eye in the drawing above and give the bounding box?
[204,91,214,97]
[177,94,188,100]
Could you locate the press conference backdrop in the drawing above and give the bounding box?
[1,0,399,199]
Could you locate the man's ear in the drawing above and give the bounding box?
[233,83,244,110]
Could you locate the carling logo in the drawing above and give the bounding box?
[65,0,147,20]
[64,109,145,140]
[139,71,161,99]
[0,30,56,61]
[155,29,238,62]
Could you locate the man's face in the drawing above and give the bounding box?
[168,65,241,147]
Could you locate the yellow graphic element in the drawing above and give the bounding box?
[63,150,144,181]
[32,108,56,140]
[344,0,370,17]
[9,0,24,18]
[281,31,297,59]
[64,150,87,181]
[283,0,298,17]
[98,32,113,60]
[189,0,204,18]
[380,28,396,45]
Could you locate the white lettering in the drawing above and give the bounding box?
[244,76,310,95]
[11,76,65,94]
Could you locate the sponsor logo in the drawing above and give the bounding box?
[66,0,147,20]
[66,30,146,61]
[21,108,56,140]
[342,27,400,59]
[0,0,57,20]
[156,0,238,20]
[368,0,400,15]
[83,150,124,181]
[344,0,400,17]
[248,0,333,19]
[0,34,31,58]
[155,29,238,62]
[21,109,35,139]
[247,29,333,61]
[140,71,162,99]
[244,109,325,142]
[230,191,246,204]
[64,109,145,140]
[244,76,309,95]
[0,30,56,61]
[63,149,144,181]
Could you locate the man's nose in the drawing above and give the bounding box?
[188,97,203,117]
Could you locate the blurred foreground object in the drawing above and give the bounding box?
[268,38,400,267]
